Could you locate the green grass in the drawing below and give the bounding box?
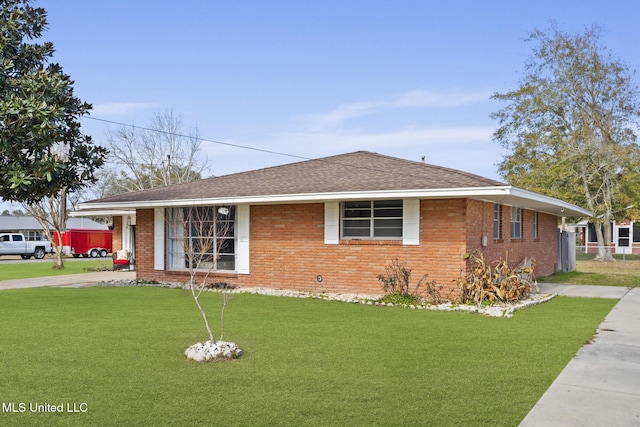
[539,255,640,287]
[576,252,640,261]
[0,286,616,426]
[540,270,640,287]
[0,259,112,280]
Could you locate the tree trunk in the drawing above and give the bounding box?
[190,279,215,343]
[593,221,615,261]
[52,244,65,269]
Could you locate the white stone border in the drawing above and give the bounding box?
[223,287,559,318]
[96,280,558,318]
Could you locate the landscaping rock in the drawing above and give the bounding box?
[184,340,243,362]
[95,279,557,318]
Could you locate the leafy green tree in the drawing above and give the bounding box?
[492,24,640,261]
[0,0,107,204]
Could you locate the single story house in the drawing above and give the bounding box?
[573,220,640,255]
[74,151,590,295]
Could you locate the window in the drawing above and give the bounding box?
[633,222,640,243]
[510,207,522,239]
[25,231,44,241]
[588,222,614,243]
[619,227,630,247]
[342,200,403,239]
[493,204,502,240]
[587,223,598,243]
[167,206,236,271]
[532,211,538,239]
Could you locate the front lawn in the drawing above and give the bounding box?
[0,287,616,426]
[540,257,640,287]
[0,259,112,280]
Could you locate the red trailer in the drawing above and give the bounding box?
[60,229,113,258]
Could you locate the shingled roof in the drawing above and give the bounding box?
[77,151,590,217]
[86,151,504,204]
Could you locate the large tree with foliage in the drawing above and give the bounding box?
[492,24,640,261]
[1,0,107,270]
[0,0,107,204]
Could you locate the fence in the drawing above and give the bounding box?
[576,245,636,265]
[558,230,576,273]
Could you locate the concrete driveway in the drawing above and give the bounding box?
[0,270,135,290]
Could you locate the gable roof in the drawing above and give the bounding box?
[76,151,591,217]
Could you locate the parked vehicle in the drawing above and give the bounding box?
[57,229,113,258]
[0,233,52,259]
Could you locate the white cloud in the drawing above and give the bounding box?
[278,125,494,153]
[393,90,492,108]
[202,125,502,180]
[300,89,493,131]
[305,101,387,131]
[91,102,158,116]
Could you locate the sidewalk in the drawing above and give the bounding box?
[521,283,640,426]
[0,270,135,290]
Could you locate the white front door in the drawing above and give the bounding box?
[616,225,631,254]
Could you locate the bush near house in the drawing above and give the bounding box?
[378,253,538,306]
[454,251,538,304]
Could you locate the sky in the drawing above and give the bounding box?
[4,0,640,210]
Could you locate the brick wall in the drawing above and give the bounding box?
[135,209,156,280]
[133,199,558,295]
[112,216,123,252]
[464,200,558,276]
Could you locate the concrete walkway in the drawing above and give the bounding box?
[521,283,640,426]
[0,270,135,290]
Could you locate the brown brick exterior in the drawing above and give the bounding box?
[112,216,123,252]
[135,209,156,280]
[131,199,558,296]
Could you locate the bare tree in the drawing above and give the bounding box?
[103,108,207,196]
[167,205,235,343]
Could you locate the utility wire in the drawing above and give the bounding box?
[83,115,495,185]
[84,116,312,162]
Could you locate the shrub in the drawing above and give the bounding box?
[454,251,538,304]
[376,259,444,304]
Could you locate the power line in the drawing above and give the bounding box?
[84,116,312,162]
[83,114,495,186]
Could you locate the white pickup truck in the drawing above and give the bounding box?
[0,233,52,259]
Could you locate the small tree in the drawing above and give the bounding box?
[167,205,236,345]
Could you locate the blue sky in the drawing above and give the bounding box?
[20,1,640,190]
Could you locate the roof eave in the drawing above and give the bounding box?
[74,186,591,218]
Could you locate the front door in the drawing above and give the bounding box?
[616,225,631,254]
